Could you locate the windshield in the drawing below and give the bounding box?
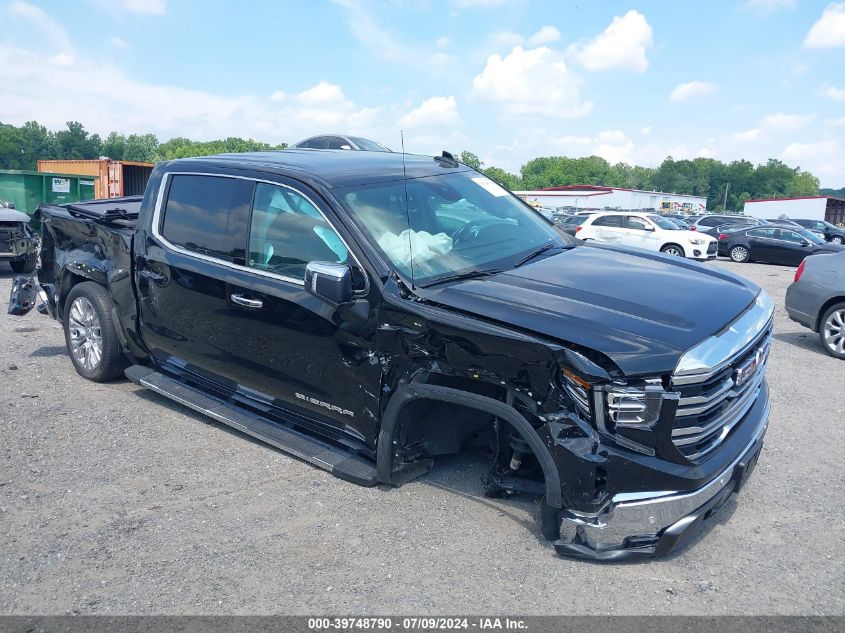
[337,171,569,285]
[648,215,681,230]
[800,229,825,245]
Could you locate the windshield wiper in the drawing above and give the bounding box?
[419,269,503,288]
[514,242,569,267]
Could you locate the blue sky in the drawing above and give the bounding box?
[1,0,844,185]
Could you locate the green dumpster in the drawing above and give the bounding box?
[0,169,99,217]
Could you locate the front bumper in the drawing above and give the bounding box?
[554,397,770,561]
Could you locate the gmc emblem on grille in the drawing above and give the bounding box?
[735,342,769,387]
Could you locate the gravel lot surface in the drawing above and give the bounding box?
[1,259,843,615]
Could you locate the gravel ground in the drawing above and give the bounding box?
[0,259,843,615]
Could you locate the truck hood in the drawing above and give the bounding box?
[422,244,760,376]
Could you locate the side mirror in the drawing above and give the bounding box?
[339,144,353,150]
[304,262,353,305]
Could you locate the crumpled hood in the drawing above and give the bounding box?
[422,244,760,376]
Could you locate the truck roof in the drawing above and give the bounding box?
[164,149,471,189]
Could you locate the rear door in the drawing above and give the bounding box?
[745,227,778,261]
[135,172,381,445]
[588,214,625,243]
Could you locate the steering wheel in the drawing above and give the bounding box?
[452,220,488,245]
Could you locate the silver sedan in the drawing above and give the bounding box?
[785,251,845,359]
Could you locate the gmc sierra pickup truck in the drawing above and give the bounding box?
[8,150,773,561]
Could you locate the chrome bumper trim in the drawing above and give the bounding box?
[561,395,770,550]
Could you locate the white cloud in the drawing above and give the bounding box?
[296,82,345,105]
[804,3,845,48]
[473,46,592,118]
[490,30,524,48]
[575,10,653,73]
[550,130,634,164]
[759,113,814,129]
[269,90,286,102]
[110,37,130,49]
[436,36,451,48]
[9,1,73,54]
[827,116,845,126]
[781,140,843,184]
[528,25,561,45]
[743,0,796,15]
[669,81,718,102]
[122,0,167,14]
[399,96,459,128]
[729,112,813,141]
[821,84,845,101]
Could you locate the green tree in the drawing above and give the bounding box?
[123,133,160,162]
[54,121,102,159]
[790,171,820,196]
[459,150,482,170]
[102,132,127,160]
[482,166,522,190]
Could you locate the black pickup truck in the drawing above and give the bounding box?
[8,150,773,561]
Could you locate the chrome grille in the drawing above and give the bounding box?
[671,323,772,462]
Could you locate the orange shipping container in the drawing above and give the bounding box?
[37,159,154,199]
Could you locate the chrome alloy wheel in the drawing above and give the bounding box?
[663,246,684,257]
[823,308,845,356]
[730,246,749,262]
[68,296,103,371]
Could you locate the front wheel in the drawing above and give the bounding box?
[660,244,685,257]
[820,302,845,360]
[730,245,750,262]
[831,235,844,245]
[63,282,128,382]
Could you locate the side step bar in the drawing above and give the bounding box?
[124,365,377,486]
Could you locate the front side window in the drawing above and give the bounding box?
[626,216,651,230]
[778,230,806,243]
[161,175,253,264]
[337,172,567,284]
[248,183,348,280]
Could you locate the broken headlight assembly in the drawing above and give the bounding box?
[561,370,679,455]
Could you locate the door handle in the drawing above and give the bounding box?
[231,293,263,309]
[138,268,167,283]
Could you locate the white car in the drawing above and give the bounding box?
[576,212,718,260]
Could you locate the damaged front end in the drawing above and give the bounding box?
[7,275,52,317]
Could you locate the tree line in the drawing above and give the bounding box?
[459,151,824,212]
[0,120,829,212]
[0,120,288,169]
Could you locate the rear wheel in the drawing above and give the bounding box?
[9,253,36,274]
[831,235,844,245]
[820,302,845,360]
[660,244,685,257]
[63,282,128,382]
[730,245,750,262]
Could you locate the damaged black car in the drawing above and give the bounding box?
[8,150,772,561]
[1,203,38,273]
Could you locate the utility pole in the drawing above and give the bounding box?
[723,182,730,212]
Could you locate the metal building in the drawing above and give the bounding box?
[743,196,845,226]
[514,185,707,214]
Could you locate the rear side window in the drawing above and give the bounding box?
[747,228,775,238]
[592,215,623,227]
[161,175,254,264]
[699,217,724,227]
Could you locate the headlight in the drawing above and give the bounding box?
[689,238,705,245]
[594,379,680,455]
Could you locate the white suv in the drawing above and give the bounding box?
[576,212,718,260]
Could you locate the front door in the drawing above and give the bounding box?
[135,172,381,446]
[775,229,812,265]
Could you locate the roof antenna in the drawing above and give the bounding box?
[401,130,415,289]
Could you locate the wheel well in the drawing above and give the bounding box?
[661,242,684,252]
[816,296,845,331]
[377,383,562,509]
[58,272,89,318]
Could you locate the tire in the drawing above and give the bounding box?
[729,245,750,263]
[660,244,685,257]
[819,302,845,360]
[63,282,128,382]
[9,253,36,274]
[831,235,844,245]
